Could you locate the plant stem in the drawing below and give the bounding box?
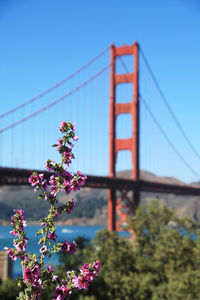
[31,293,35,300]
[21,261,24,277]
[40,204,54,265]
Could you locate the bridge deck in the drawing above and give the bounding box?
[1,167,200,196]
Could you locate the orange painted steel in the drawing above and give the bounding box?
[108,42,140,231]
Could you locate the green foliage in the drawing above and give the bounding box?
[56,230,137,300]
[0,278,21,300]
[60,200,200,300]
[53,236,92,300]
[82,229,136,300]
[3,200,200,299]
[126,200,200,300]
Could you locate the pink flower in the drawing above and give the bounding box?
[47,264,55,273]
[50,185,59,197]
[41,180,48,190]
[61,241,76,253]
[4,121,101,299]
[48,232,58,242]
[60,241,69,252]
[49,175,59,196]
[79,260,101,281]
[63,152,73,166]
[14,237,28,252]
[9,230,19,237]
[45,160,55,171]
[72,275,90,290]
[4,247,17,261]
[22,219,27,227]
[39,173,44,180]
[77,171,87,186]
[10,215,15,225]
[31,264,41,278]
[53,284,71,300]
[63,180,71,195]
[80,265,95,281]
[40,245,47,254]
[28,174,40,186]
[49,175,56,186]
[80,263,90,274]
[70,179,80,192]
[24,266,33,284]
[13,209,24,217]
[57,138,62,152]
[23,265,41,289]
[92,260,101,272]
[73,136,79,141]
[67,241,76,253]
[53,275,58,281]
[61,169,72,180]
[59,121,67,133]
[57,144,72,154]
[66,199,76,214]
[57,137,62,146]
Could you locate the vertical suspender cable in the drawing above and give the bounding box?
[89,74,92,174]
[11,113,14,167]
[0,117,3,166]
[21,107,25,168]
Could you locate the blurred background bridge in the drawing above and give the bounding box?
[1,42,200,230]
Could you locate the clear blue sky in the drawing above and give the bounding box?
[0,0,200,183]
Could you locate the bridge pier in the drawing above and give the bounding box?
[0,252,13,282]
[108,186,140,231]
[108,189,116,231]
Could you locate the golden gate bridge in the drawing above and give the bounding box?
[1,41,200,231]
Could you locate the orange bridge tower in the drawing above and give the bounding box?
[108,41,140,231]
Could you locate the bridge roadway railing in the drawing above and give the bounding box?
[1,167,200,196]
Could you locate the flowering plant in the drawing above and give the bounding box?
[5,121,101,300]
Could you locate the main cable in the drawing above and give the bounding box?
[0,64,110,134]
[0,45,110,119]
[118,55,200,180]
[140,47,200,162]
[140,94,200,180]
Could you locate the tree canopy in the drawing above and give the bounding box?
[2,200,200,300]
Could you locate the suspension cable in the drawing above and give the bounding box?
[0,46,110,119]
[140,47,200,162]
[0,64,110,134]
[140,94,200,180]
[118,55,200,180]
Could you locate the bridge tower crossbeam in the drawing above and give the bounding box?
[108,42,140,231]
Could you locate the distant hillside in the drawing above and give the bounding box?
[0,185,107,225]
[0,170,200,225]
[118,169,187,185]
